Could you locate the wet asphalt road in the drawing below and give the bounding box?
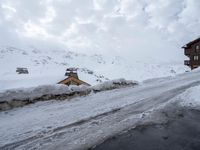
[92,109,200,150]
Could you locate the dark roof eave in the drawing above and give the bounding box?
[185,37,200,47]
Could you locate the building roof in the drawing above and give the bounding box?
[58,76,91,86]
[182,37,200,48]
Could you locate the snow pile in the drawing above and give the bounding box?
[178,85,200,108]
[0,84,72,102]
[0,79,138,111]
[92,78,138,92]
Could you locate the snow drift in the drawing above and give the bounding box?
[0,79,138,111]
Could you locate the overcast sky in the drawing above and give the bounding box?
[0,0,200,61]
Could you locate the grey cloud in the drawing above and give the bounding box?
[0,0,200,62]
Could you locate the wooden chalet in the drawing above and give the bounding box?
[182,37,200,70]
[58,68,90,86]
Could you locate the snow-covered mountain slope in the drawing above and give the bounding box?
[0,46,189,90]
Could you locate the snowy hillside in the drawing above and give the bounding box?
[0,46,189,90]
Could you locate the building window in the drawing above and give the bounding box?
[194,55,199,60]
[196,45,200,50]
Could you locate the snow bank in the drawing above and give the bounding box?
[92,78,138,92]
[178,85,200,108]
[0,79,138,111]
[0,84,71,102]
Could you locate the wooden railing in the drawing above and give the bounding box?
[184,49,193,55]
[184,60,190,66]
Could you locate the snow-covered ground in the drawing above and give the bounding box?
[0,70,200,150]
[0,46,189,90]
[178,85,200,108]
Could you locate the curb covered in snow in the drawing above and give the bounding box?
[0,79,138,111]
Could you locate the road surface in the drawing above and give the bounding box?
[0,71,200,150]
[93,108,200,150]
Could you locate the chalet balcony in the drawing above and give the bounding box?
[192,60,200,65]
[184,49,200,56]
[185,60,200,66]
[184,60,190,66]
[184,49,192,56]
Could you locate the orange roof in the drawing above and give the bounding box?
[58,76,91,86]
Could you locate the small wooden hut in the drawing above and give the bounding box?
[58,68,90,86]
